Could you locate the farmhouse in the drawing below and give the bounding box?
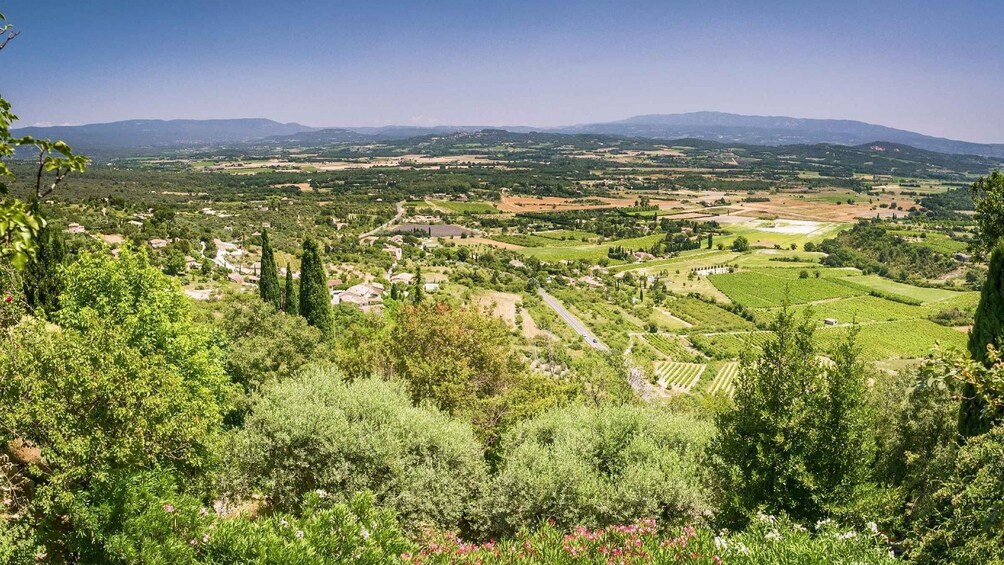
[334,282,385,307]
[390,272,415,285]
[66,222,86,234]
[149,238,169,249]
[384,244,403,261]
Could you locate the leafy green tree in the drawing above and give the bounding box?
[489,404,712,536]
[220,366,489,534]
[162,248,185,276]
[60,469,414,564]
[709,308,872,526]
[218,293,330,393]
[969,169,1004,257]
[257,229,281,310]
[22,218,66,315]
[960,242,1004,437]
[0,252,234,557]
[386,303,566,446]
[297,238,332,334]
[283,262,298,315]
[914,423,1004,563]
[731,235,749,252]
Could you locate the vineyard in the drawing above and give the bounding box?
[662,297,753,331]
[641,333,702,362]
[751,295,928,325]
[691,319,968,361]
[708,270,866,307]
[707,362,740,397]
[691,331,774,359]
[655,361,706,391]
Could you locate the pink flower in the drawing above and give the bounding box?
[163,504,174,513]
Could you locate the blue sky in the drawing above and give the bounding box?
[3,1,1003,142]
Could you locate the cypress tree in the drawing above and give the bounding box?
[258,229,281,310]
[960,243,1004,437]
[298,239,332,334]
[412,266,423,304]
[23,221,66,316]
[284,262,298,315]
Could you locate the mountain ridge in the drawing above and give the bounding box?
[12,113,1004,158]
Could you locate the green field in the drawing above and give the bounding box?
[692,319,967,361]
[517,233,666,262]
[655,361,706,391]
[752,295,926,325]
[430,200,498,214]
[642,333,701,362]
[706,361,739,396]
[840,275,965,304]
[662,297,753,331]
[709,269,866,308]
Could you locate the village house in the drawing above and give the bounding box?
[383,244,403,262]
[149,238,169,249]
[334,282,384,307]
[390,272,415,285]
[66,222,86,234]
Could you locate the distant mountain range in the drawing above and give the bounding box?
[12,112,1004,158]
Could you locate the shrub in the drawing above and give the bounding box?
[220,366,489,534]
[488,404,713,536]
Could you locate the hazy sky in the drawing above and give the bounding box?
[3,1,1003,142]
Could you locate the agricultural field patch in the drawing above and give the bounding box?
[708,269,866,308]
[663,297,753,331]
[706,361,740,397]
[840,275,965,304]
[655,361,706,392]
[430,200,499,214]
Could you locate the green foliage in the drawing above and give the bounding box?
[55,469,413,564]
[731,235,749,252]
[387,302,570,445]
[0,250,233,484]
[970,169,1004,257]
[220,367,489,534]
[489,404,713,536]
[708,308,873,527]
[297,238,332,334]
[257,228,281,310]
[961,242,1004,436]
[913,423,1004,563]
[283,262,298,315]
[218,293,331,393]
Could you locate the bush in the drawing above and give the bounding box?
[220,366,489,534]
[488,404,713,536]
[411,514,895,564]
[56,469,413,564]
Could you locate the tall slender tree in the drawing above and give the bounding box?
[960,243,1004,437]
[412,265,423,304]
[298,239,332,334]
[23,218,66,315]
[284,262,298,315]
[258,229,281,310]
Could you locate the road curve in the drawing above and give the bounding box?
[536,289,609,352]
[359,201,406,240]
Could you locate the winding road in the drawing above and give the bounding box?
[536,289,609,352]
[359,201,406,240]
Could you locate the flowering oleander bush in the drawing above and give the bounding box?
[407,515,895,564]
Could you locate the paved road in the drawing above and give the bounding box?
[359,201,405,240]
[537,289,609,352]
